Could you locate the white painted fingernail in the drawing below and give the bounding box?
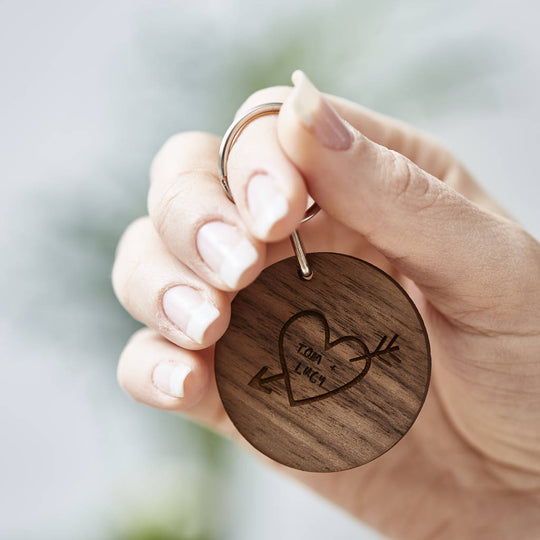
[247,173,289,237]
[197,221,258,288]
[153,361,191,398]
[163,285,220,344]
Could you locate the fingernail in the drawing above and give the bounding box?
[153,361,191,398]
[247,173,289,237]
[290,70,352,150]
[162,285,220,344]
[197,221,258,288]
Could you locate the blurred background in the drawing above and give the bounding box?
[1,0,539,538]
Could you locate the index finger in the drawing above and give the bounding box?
[225,87,308,242]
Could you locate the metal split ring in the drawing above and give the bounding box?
[218,102,318,279]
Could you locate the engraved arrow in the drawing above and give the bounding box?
[248,366,284,394]
[349,334,401,366]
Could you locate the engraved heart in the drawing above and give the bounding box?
[279,310,373,407]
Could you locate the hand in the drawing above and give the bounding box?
[112,71,540,539]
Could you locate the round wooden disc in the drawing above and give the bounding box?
[215,253,431,472]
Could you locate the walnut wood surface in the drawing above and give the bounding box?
[215,253,431,472]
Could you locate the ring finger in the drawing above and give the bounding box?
[112,216,231,349]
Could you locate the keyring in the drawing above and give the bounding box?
[218,102,319,279]
[214,97,431,472]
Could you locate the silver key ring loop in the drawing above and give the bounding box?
[218,101,320,224]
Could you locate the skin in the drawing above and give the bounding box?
[112,85,540,539]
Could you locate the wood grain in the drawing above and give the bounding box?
[215,253,431,472]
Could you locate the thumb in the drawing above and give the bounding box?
[277,71,534,323]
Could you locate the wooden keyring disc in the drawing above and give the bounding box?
[215,253,431,472]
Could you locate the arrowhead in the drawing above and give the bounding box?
[248,367,274,394]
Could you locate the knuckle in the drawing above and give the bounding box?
[116,328,152,392]
[384,149,441,212]
[114,216,150,258]
[148,173,185,238]
[112,216,152,307]
[149,167,216,241]
[235,86,292,118]
[150,131,213,182]
[385,150,414,198]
